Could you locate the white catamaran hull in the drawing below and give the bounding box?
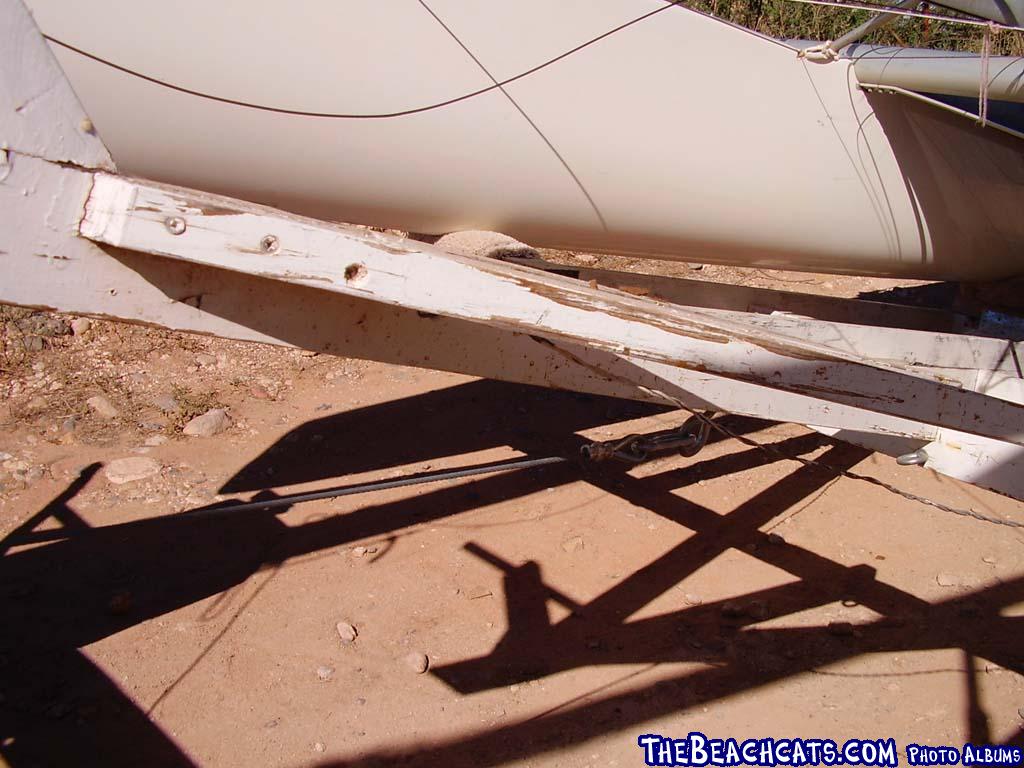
[24,0,1024,279]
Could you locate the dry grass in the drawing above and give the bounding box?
[690,0,1024,55]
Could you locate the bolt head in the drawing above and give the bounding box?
[260,235,280,253]
[165,216,186,235]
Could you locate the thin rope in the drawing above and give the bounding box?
[42,2,684,121]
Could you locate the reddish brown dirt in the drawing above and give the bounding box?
[0,262,1022,768]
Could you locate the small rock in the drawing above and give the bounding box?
[152,394,180,413]
[249,384,271,400]
[144,435,168,447]
[316,665,334,682]
[683,593,703,606]
[19,314,69,337]
[936,573,958,588]
[982,555,996,565]
[575,254,598,265]
[71,317,92,336]
[351,546,368,558]
[105,456,161,484]
[22,335,45,352]
[182,408,230,437]
[59,417,77,434]
[688,263,705,271]
[195,353,218,367]
[26,396,47,411]
[827,621,854,637]
[313,742,326,753]
[336,621,358,645]
[404,652,429,674]
[1018,706,1024,720]
[86,395,120,419]
[767,532,785,545]
[561,535,584,553]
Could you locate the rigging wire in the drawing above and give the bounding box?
[43,0,1021,123]
[41,1,686,120]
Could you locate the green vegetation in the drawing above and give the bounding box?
[687,0,1023,55]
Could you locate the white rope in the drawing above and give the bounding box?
[978,21,996,126]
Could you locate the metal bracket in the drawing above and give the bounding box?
[581,413,714,464]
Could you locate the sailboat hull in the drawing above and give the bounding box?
[25,0,1024,279]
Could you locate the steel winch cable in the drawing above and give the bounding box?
[638,388,1024,530]
[187,405,1023,530]
[184,455,569,517]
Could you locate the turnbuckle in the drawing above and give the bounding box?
[581,412,714,464]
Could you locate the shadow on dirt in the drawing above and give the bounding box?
[0,379,1021,767]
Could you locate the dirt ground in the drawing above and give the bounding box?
[0,255,1022,768]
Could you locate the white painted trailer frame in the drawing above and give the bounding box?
[2,0,1023,500]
